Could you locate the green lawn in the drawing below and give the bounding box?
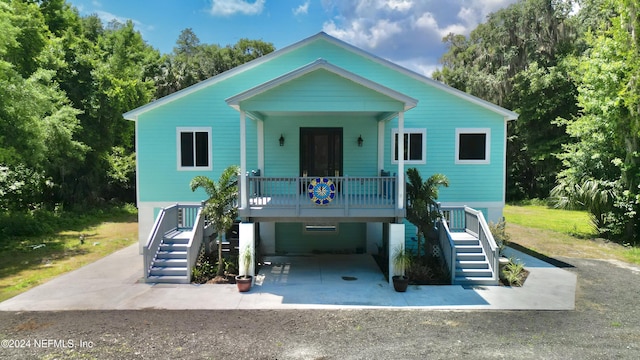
[504,204,640,265]
[0,207,138,302]
[504,204,596,238]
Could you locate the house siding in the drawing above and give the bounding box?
[275,222,366,254]
[129,34,513,248]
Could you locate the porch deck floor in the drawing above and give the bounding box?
[249,194,395,208]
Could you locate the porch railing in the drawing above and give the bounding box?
[243,176,399,210]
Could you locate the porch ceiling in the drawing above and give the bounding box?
[225,59,417,122]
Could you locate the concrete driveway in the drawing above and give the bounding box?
[0,244,576,311]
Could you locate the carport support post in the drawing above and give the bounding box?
[388,223,405,286]
[239,222,256,285]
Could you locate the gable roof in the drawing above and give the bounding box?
[226,58,418,112]
[123,32,518,121]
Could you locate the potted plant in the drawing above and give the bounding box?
[392,246,412,292]
[235,245,253,292]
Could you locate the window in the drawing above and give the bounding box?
[455,128,490,164]
[392,128,426,164]
[177,127,212,170]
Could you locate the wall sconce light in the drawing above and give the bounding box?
[279,134,285,147]
[357,135,363,147]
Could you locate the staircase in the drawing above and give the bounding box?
[451,231,495,285]
[437,206,499,286]
[143,204,205,284]
[147,229,192,283]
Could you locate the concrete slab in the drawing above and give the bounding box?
[0,244,576,311]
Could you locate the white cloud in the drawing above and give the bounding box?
[210,0,265,17]
[93,10,154,33]
[321,0,519,77]
[293,1,310,16]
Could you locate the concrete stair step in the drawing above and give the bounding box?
[146,275,190,284]
[456,253,486,262]
[153,258,187,267]
[454,276,499,286]
[454,245,483,254]
[455,268,493,278]
[453,239,480,246]
[156,250,187,259]
[149,266,188,276]
[456,260,489,269]
[159,243,188,251]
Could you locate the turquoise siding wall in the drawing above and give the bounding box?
[134,35,508,248]
[263,114,378,177]
[241,69,404,112]
[275,222,366,254]
[137,89,257,202]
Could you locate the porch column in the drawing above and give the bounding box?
[388,223,405,285]
[377,120,384,172]
[397,111,405,209]
[240,110,248,209]
[239,222,256,285]
[257,119,264,173]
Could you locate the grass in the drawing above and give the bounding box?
[504,204,640,265]
[0,206,138,302]
[504,204,596,238]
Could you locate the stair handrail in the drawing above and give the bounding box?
[185,203,205,283]
[144,204,179,279]
[464,206,499,283]
[437,213,457,284]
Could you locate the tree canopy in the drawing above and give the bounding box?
[434,0,639,243]
[0,0,274,212]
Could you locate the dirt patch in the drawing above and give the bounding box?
[205,274,237,284]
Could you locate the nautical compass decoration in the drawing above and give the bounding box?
[308,177,336,205]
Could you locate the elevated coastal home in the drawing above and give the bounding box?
[124,32,518,286]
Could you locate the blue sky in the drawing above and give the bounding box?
[67,0,519,76]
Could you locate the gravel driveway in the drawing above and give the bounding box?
[0,257,638,359]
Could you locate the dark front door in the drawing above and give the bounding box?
[300,128,343,177]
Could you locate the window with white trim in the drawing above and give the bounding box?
[177,127,212,170]
[392,128,426,164]
[455,128,490,164]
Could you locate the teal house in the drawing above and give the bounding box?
[124,32,518,286]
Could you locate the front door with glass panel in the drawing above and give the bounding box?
[300,128,343,177]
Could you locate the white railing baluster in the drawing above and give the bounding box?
[242,175,402,217]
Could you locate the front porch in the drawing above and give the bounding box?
[239,175,404,221]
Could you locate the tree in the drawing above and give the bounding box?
[190,166,239,276]
[406,168,449,260]
[155,30,275,97]
[433,0,579,201]
[553,0,640,243]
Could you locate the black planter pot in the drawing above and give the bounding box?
[392,275,409,292]
[235,275,253,292]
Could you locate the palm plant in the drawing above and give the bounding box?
[190,165,239,276]
[406,168,449,260]
[550,178,615,235]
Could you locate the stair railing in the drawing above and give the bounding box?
[185,203,205,283]
[144,204,179,279]
[437,214,457,284]
[464,206,499,284]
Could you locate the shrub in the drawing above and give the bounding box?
[500,259,526,286]
[489,217,511,255]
